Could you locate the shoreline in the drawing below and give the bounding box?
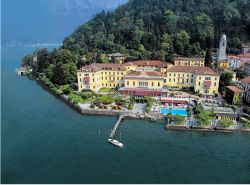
[31,75,250,133]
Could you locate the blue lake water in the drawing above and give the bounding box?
[161,108,188,116]
[1,46,250,183]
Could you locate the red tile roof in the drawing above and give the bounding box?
[238,53,250,58]
[242,76,250,84]
[227,55,240,59]
[226,86,244,93]
[166,66,219,75]
[79,63,126,72]
[126,60,172,68]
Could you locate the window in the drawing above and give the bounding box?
[169,78,171,82]
[93,86,95,89]
[93,79,95,82]
[105,72,107,75]
[174,74,176,77]
[84,74,89,77]
[214,82,216,86]
[173,78,175,82]
[198,82,201,86]
[178,74,180,77]
[133,81,135,86]
[113,72,115,75]
[121,72,123,75]
[169,74,171,77]
[109,72,111,75]
[109,77,111,80]
[191,79,193,83]
[92,74,94,77]
[182,74,184,77]
[139,81,148,87]
[117,77,120,80]
[79,74,81,76]
[152,82,154,86]
[182,79,184,84]
[127,81,129,86]
[199,77,201,80]
[158,82,160,87]
[205,77,211,80]
[186,79,188,83]
[191,74,193,77]
[121,77,123,80]
[102,77,103,80]
[215,77,217,80]
[80,78,82,82]
[113,77,115,80]
[105,77,107,80]
[187,74,189,77]
[164,79,166,83]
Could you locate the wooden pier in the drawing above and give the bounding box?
[109,114,124,138]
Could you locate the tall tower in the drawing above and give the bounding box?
[217,34,227,61]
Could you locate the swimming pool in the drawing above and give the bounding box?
[160,108,188,116]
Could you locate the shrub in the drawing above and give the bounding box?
[68,92,84,104]
[218,119,234,128]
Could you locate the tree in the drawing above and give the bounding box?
[164,10,179,35]
[35,48,49,73]
[223,5,241,23]
[173,31,190,56]
[205,48,213,68]
[194,13,214,47]
[56,49,76,64]
[52,62,77,85]
[22,55,33,67]
[161,33,172,55]
[219,72,233,92]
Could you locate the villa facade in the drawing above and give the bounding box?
[77,60,220,96]
[174,57,205,67]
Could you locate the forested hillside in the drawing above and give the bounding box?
[63,0,250,60]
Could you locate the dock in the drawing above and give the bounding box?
[109,114,124,138]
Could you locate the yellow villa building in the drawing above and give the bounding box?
[174,57,205,67]
[77,60,220,96]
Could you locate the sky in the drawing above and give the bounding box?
[2,0,127,46]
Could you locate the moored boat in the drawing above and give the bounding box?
[108,138,123,148]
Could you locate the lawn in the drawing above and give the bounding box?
[98,87,115,93]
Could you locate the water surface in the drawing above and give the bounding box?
[1,46,250,183]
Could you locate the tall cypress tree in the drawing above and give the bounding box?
[205,48,213,68]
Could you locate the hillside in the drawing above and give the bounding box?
[62,0,250,60]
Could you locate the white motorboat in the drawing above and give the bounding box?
[108,138,123,148]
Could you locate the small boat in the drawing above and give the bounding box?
[108,138,123,148]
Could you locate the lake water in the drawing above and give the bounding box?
[1,46,250,183]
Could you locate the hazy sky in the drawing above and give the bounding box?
[2,0,127,45]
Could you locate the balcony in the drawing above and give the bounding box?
[83,77,90,82]
[204,80,211,89]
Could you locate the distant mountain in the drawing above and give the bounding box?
[62,0,250,60]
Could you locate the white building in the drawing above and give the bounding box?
[244,62,250,76]
[238,53,250,69]
[241,76,250,103]
[227,55,240,70]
